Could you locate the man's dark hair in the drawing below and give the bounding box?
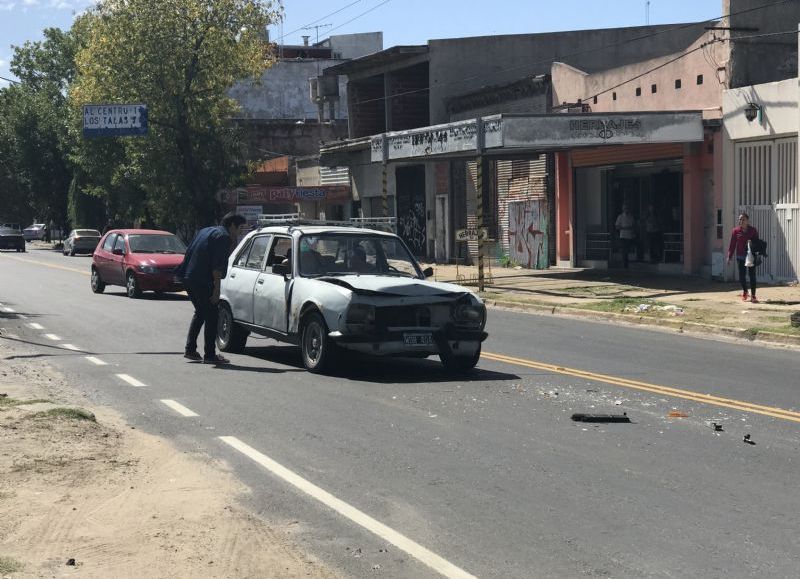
[221,212,247,228]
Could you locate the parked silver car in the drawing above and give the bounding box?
[217,222,487,373]
[63,229,102,256]
[23,223,46,241]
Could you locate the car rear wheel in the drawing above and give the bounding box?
[301,311,336,373]
[126,271,142,299]
[440,344,481,373]
[69,248,75,256]
[91,267,105,294]
[216,303,248,353]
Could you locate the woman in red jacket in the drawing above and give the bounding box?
[726,213,759,303]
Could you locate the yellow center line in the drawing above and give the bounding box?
[482,351,800,424]
[0,254,90,276]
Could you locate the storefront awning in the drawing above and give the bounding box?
[320,111,704,166]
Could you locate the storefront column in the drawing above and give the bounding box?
[683,143,705,274]
[555,152,574,266]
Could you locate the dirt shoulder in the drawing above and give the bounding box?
[0,336,338,578]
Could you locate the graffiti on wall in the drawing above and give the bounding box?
[507,200,548,269]
[398,201,426,256]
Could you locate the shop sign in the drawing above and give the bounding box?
[371,117,504,162]
[220,185,351,204]
[455,227,489,242]
[236,205,262,225]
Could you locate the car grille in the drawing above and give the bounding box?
[376,305,437,328]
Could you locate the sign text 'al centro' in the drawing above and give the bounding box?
[83,104,148,138]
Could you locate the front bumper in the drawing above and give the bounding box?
[136,273,184,292]
[329,326,488,356]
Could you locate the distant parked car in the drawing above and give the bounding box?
[63,229,102,256]
[0,227,25,252]
[23,223,46,241]
[91,229,186,298]
[1,223,21,231]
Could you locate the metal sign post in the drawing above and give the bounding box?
[476,117,486,292]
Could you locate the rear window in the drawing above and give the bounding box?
[128,234,186,254]
[0,228,20,234]
[76,229,101,236]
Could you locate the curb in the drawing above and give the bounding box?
[483,298,800,349]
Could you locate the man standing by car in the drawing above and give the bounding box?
[175,213,247,364]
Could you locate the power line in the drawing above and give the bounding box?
[0,75,20,86]
[320,0,393,40]
[350,0,792,107]
[280,0,364,43]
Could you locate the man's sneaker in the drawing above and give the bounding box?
[750,296,759,304]
[183,351,202,361]
[741,292,749,301]
[203,354,230,365]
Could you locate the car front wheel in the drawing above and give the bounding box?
[126,271,142,298]
[217,303,248,353]
[91,267,105,293]
[440,344,481,373]
[301,311,336,373]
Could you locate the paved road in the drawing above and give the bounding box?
[2,248,799,579]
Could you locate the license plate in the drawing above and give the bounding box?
[403,332,434,346]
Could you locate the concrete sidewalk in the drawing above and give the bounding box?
[425,261,800,347]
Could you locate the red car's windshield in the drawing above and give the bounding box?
[128,234,186,254]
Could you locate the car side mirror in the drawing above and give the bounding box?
[422,266,434,278]
[272,263,289,276]
[112,248,125,256]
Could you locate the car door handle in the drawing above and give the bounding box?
[257,278,265,284]
[230,272,236,278]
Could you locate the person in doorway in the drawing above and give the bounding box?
[175,212,247,364]
[726,213,760,303]
[350,245,372,273]
[615,204,636,268]
[644,205,663,263]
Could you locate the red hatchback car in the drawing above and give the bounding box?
[91,229,186,298]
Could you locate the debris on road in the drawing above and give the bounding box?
[571,412,631,423]
[706,421,725,432]
[667,410,689,418]
[66,558,76,566]
[743,434,756,445]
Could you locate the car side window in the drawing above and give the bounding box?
[234,239,254,268]
[113,235,126,254]
[102,234,117,251]
[245,235,271,269]
[266,237,293,271]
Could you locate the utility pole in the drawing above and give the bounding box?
[646,1,651,25]
[302,23,332,45]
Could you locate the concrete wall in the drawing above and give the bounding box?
[328,32,383,60]
[230,60,348,120]
[727,0,800,88]
[551,34,728,116]
[427,23,710,124]
[237,120,349,160]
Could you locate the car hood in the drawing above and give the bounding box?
[130,254,185,267]
[316,275,475,297]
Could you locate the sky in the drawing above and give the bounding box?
[0,0,724,87]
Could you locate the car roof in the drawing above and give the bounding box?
[106,229,176,235]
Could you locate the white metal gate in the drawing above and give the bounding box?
[735,138,799,282]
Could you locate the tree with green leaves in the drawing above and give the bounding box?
[70,0,280,236]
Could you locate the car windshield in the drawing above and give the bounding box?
[128,234,186,254]
[0,228,20,235]
[298,233,422,278]
[76,229,101,237]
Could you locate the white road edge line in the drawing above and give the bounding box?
[115,373,146,387]
[27,322,44,330]
[85,356,107,366]
[160,400,199,417]
[60,344,81,351]
[43,334,61,341]
[219,436,477,579]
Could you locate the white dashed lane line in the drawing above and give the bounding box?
[115,374,147,388]
[60,344,81,351]
[160,400,199,417]
[43,334,61,341]
[85,356,107,366]
[219,436,478,579]
[27,322,44,330]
